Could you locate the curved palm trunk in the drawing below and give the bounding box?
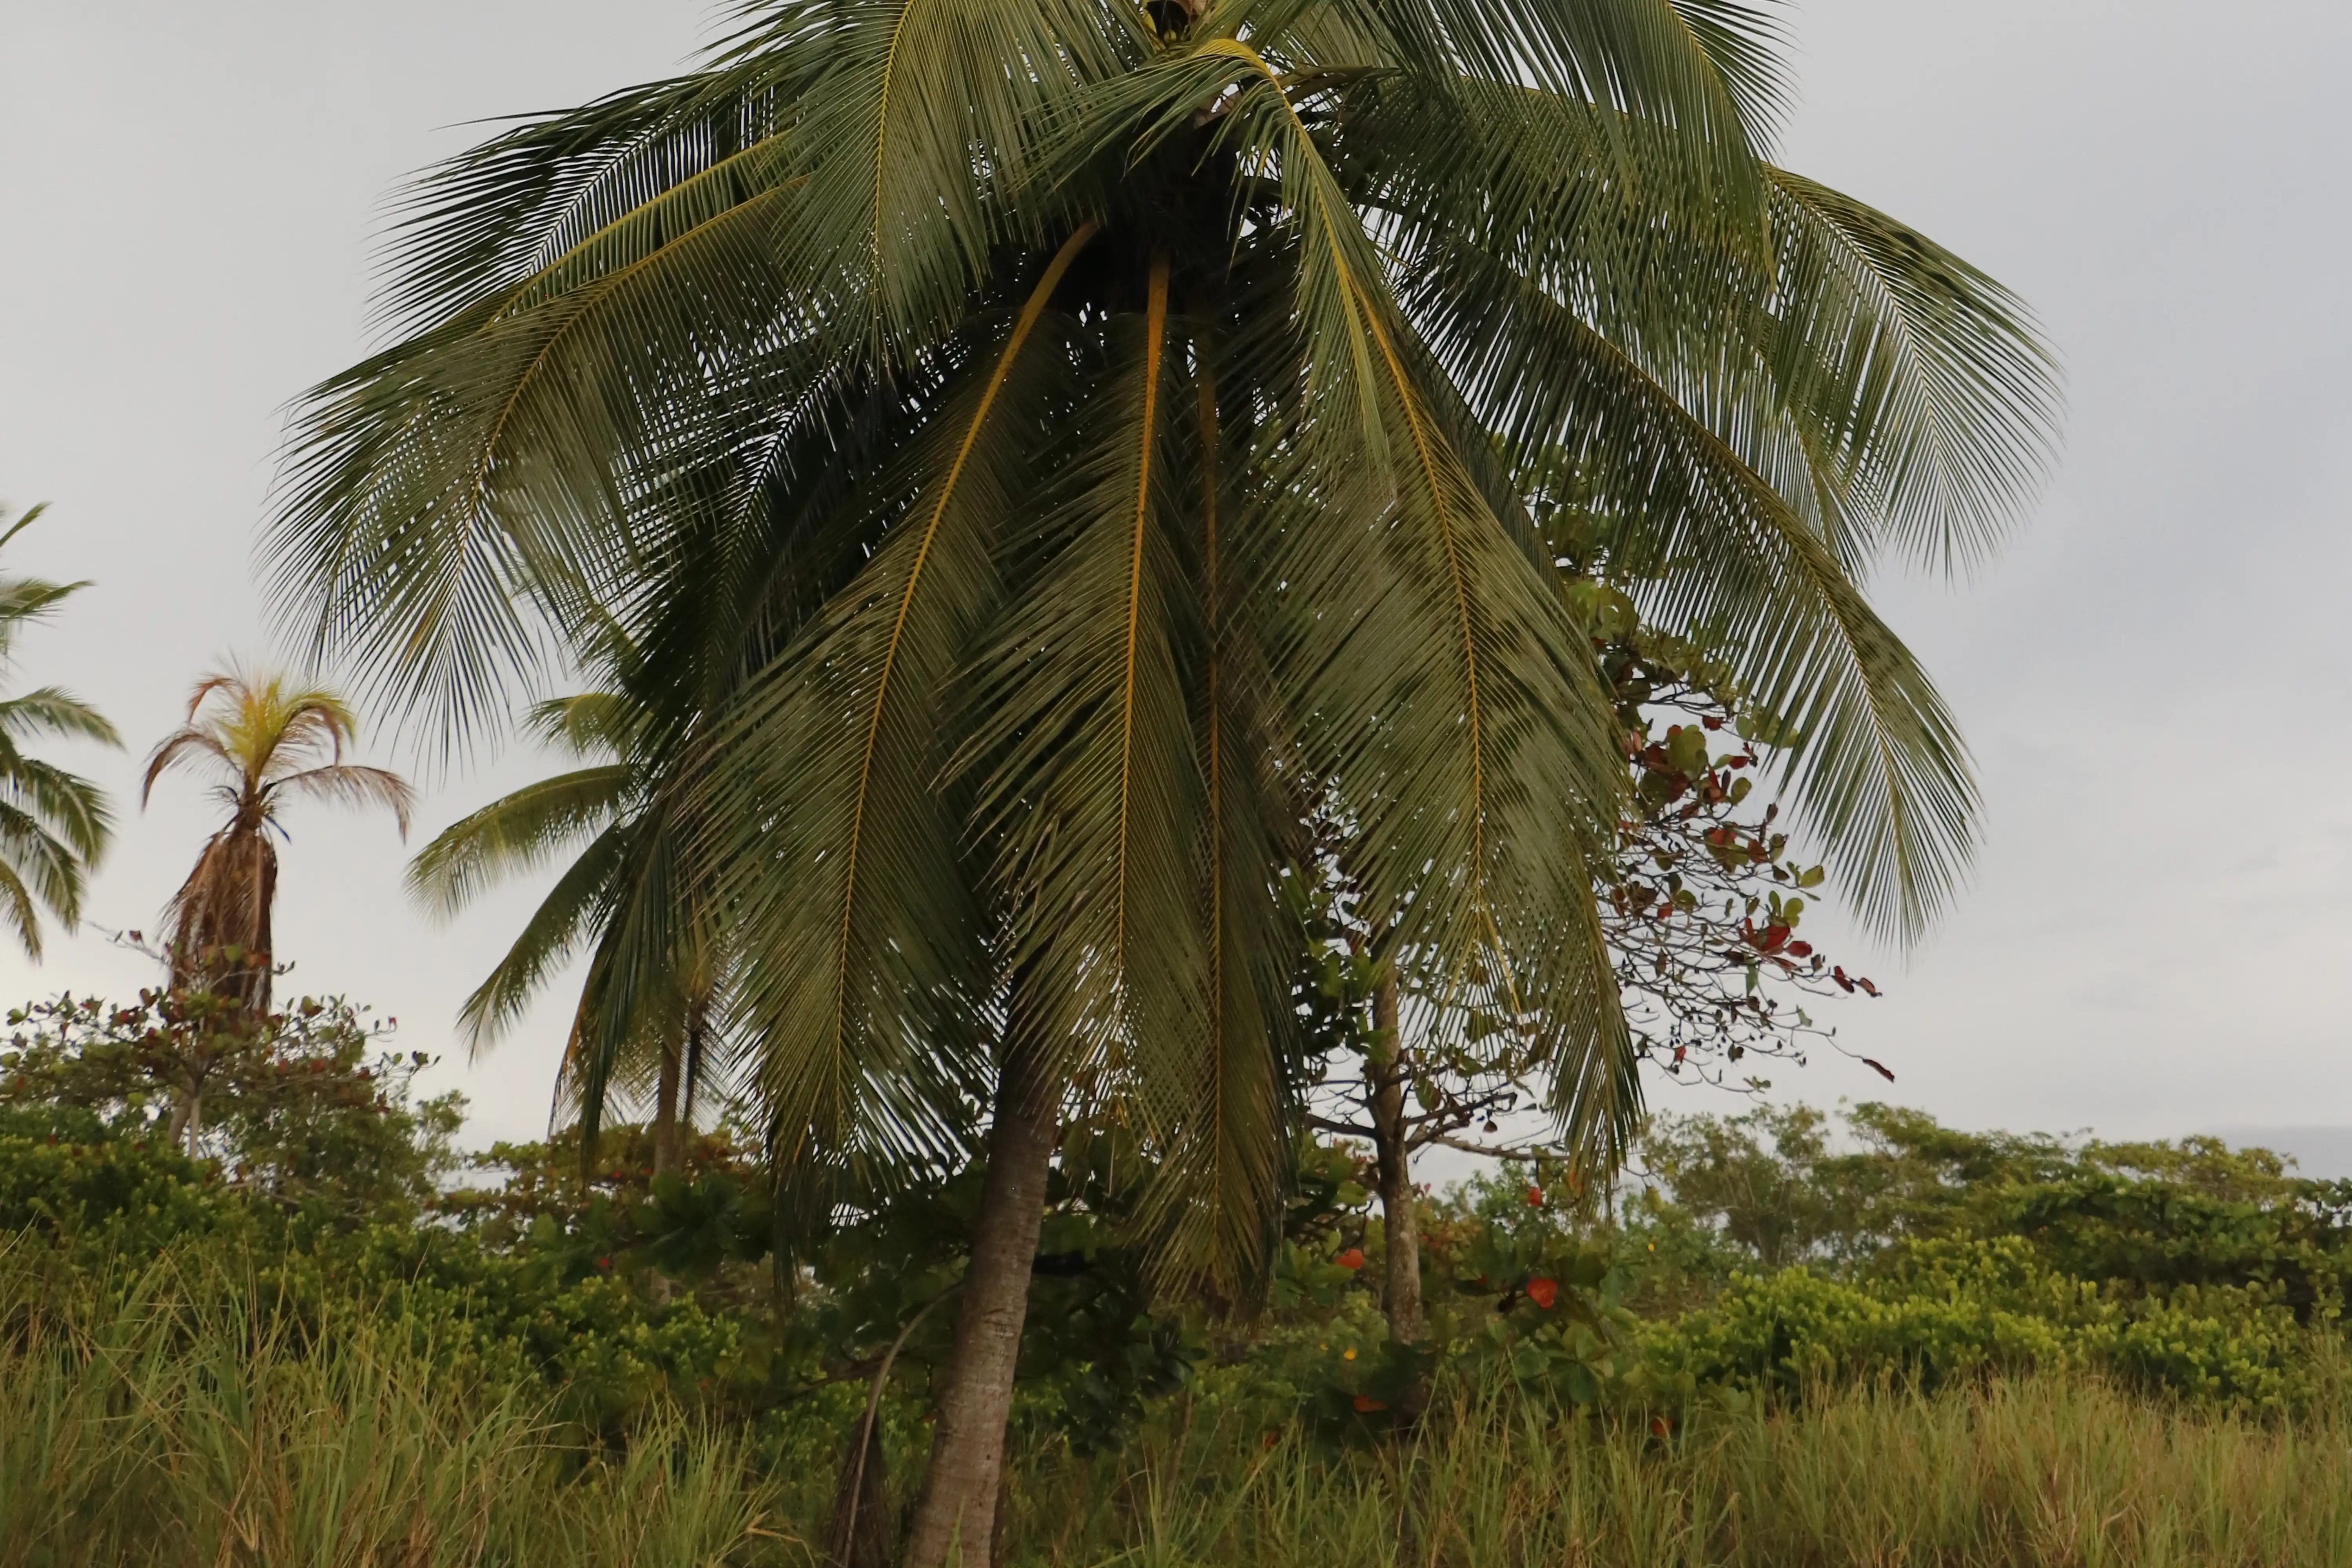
[903,1027,1056,1568]
[1367,969,1428,1420]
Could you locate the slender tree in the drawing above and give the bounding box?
[269,3,2056,1557]
[142,667,414,1015]
[0,503,119,960]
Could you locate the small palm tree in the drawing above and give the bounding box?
[0,503,120,959]
[141,666,414,1014]
[409,685,730,1177]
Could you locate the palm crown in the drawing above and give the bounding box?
[409,670,733,1172]
[0,503,120,959]
[270,0,2057,1282]
[143,668,413,1012]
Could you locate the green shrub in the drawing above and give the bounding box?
[1645,1236,2323,1413]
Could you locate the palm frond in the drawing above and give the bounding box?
[701,229,1100,1172]
[0,802,88,938]
[0,853,43,960]
[140,729,236,806]
[0,688,123,749]
[1137,331,1306,1290]
[0,753,115,866]
[408,765,636,917]
[454,820,633,1052]
[961,253,1205,1130]
[269,764,417,837]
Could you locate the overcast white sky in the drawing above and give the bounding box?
[2,2,2347,1161]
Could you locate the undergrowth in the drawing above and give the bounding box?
[7,1252,2351,1568]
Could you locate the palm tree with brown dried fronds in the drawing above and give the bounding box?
[142,666,413,1016]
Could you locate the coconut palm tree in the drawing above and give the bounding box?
[408,470,850,1178]
[141,667,414,1014]
[408,682,730,1178]
[268,2,2057,1555]
[0,503,119,960]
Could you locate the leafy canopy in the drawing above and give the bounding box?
[268,0,2057,1287]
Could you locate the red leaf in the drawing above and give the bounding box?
[1862,1058,1896,1082]
[1651,1414,1673,1438]
[1526,1277,1559,1310]
[1785,940,1812,958]
[1832,967,1855,994]
[1334,1248,1365,1271]
[1353,1394,1388,1413]
[1526,1185,1544,1207]
[1857,977,1881,998]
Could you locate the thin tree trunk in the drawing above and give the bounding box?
[826,1415,891,1568]
[167,1083,201,1157]
[989,1457,1014,1568]
[902,1027,1056,1568]
[1367,969,1428,1420]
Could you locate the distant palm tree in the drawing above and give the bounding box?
[0,503,120,959]
[409,684,729,1177]
[141,667,413,1013]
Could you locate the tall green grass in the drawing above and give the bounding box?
[8,1252,2352,1566]
[0,1253,792,1567]
[1034,1373,2352,1568]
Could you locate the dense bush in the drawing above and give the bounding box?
[12,997,2352,1563]
[1598,1104,2352,1414]
[9,1261,2352,1568]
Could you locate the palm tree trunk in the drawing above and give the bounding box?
[652,1035,683,1178]
[903,1025,1056,1568]
[1367,969,1428,1419]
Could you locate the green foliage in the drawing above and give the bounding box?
[268,0,2062,1286]
[0,1256,782,1567]
[1,991,460,1219]
[15,1005,2352,1562]
[0,501,119,960]
[0,1133,233,1254]
[11,1262,2352,1568]
[1621,1104,2352,1414]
